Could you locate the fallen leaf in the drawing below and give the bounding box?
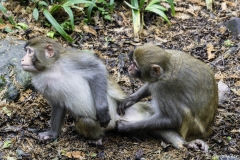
[2,140,12,149]
[174,13,191,20]
[231,88,240,96]
[207,43,215,60]
[83,25,97,36]
[65,151,85,159]
[221,2,228,11]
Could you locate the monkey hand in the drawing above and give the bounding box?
[96,109,111,128]
[183,139,209,152]
[118,97,137,115]
[38,131,58,142]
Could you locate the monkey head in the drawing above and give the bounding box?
[128,44,169,82]
[21,37,62,72]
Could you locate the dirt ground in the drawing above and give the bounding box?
[0,0,240,159]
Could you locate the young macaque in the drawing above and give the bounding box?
[21,37,152,144]
[21,37,112,141]
[117,44,218,152]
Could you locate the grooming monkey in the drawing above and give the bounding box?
[117,44,218,152]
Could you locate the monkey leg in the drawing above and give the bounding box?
[151,130,185,149]
[152,130,209,152]
[75,117,104,145]
[39,105,66,141]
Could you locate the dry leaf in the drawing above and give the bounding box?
[226,1,237,7]
[231,88,240,96]
[154,35,168,43]
[65,152,72,158]
[174,13,191,20]
[72,151,84,159]
[206,43,215,60]
[65,151,85,159]
[221,2,228,11]
[83,25,97,36]
[215,72,226,80]
[235,81,240,86]
[0,24,7,30]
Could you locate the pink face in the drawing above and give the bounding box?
[21,46,38,72]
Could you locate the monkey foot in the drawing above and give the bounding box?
[88,138,102,146]
[116,120,131,132]
[183,139,209,152]
[38,131,57,142]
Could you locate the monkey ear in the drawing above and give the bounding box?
[45,44,55,58]
[151,64,162,77]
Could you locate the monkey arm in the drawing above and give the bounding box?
[88,75,111,128]
[118,84,150,115]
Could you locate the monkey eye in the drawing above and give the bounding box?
[27,49,33,54]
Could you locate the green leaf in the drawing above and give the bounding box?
[62,5,74,29]
[33,8,39,21]
[47,31,55,38]
[71,5,84,11]
[104,15,111,20]
[124,1,138,10]
[43,9,74,42]
[67,0,92,5]
[0,3,15,25]
[0,3,7,13]
[2,140,12,149]
[130,0,140,41]
[4,27,12,33]
[167,0,175,15]
[148,0,160,6]
[87,0,96,21]
[139,0,145,9]
[49,4,62,14]
[110,0,114,13]
[205,0,213,10]
[145,6,170,24]
[146,4,167,11]
[16,23,28,30]
[38,1,48,6]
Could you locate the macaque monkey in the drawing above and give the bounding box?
[21,37,152,144]
[117,44,218,152]
[21,37,112,141]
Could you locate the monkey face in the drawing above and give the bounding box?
[128,61,141,78]
[21,46,39,72]
[21,41,57,72]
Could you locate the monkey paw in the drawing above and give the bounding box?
[38,131,57,142]
[183,139,209,152]
[97,113,111,128]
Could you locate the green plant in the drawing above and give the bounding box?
[31,0,92,42]
[85,0,114,22]
[0,3,16,25]
[125,0,175,41]
[205,0,214,11]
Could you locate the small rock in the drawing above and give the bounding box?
[223,17,240,39]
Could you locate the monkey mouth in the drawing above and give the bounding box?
[22,65,38,72]
[21,64,30,69]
